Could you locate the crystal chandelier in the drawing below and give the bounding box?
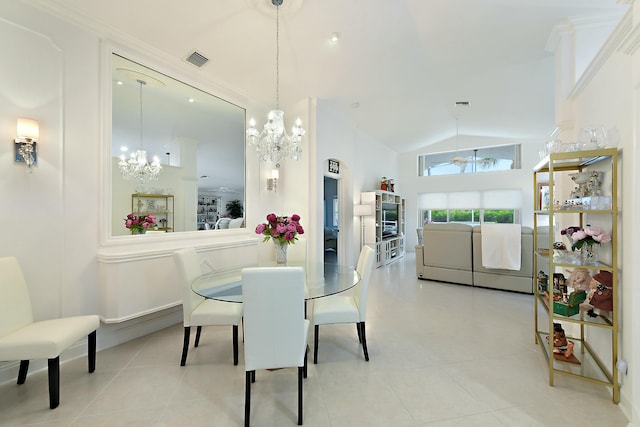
[247,0,305,163]
[119,79,162,183]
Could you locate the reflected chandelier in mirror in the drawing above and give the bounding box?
[110,53,246,236]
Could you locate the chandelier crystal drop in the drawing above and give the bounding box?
[119,79,162,184]
[247,0,305,163]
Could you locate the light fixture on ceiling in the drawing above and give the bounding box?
[118,79,162,183]
[449,117,496,174]
[14,118,40,172]
[330,32,340,43]
[246,0,305,163]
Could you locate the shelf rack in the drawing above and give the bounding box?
[533,148,618,403]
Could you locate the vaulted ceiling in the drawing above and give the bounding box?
[43,0,627,153]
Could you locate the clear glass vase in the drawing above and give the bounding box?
[273,240,288,266]
[581,244,598,265]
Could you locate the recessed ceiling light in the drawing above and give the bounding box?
[330,32,340,43]
[116,80,123,85]
[188,98,195,103]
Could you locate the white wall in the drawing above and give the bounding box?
[315,100,399,266]
[550,7,638,423]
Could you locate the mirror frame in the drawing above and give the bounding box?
[100,43,249,242]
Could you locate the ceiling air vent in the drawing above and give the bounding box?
[455,101,471,106]
[186,51,209,68]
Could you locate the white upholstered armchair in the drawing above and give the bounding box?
[0,256,100,409]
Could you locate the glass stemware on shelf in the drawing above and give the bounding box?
[577,127,608,151]
[538,126,608,160]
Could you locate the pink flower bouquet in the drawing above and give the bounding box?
[561,225,611,251]
[124,213,157,233]
[255,213,304,245]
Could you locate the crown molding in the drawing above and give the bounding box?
[569,8,633,98]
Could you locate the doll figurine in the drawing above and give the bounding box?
[550,323,575,359]
[566,268,591,292]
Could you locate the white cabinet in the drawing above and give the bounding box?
[361,190,405,267]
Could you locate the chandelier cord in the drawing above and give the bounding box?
[245,0,304,163]
[275,3,280,111]
[137,79,146,150]
[455,116,459,153]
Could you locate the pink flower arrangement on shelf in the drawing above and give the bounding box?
[124,213,156,233]
[255,213,304,245]
[560,224,611,251]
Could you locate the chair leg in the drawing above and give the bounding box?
[298,366,304,425]
[180,326,191,366]
[88,330,97,373]
[359,322,369,361]
[313,325,319,364]
[48,357,60,409]
[194,326,203,347]
[303,347,308,378]
[233,325,239,366]
[17,360,29,384]
[245,371,252,427]
[356,323,362,343]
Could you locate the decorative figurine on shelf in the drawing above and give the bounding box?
[580,270,614,318]
[380,177,387,191]
[569,171,604,198]
[566,268,591,293]
[537,271,548,292]
[548,323,575,359]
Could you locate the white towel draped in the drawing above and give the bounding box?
[481,224,521,270]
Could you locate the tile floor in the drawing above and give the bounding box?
[0,254,629,426]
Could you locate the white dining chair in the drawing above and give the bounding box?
[312,245,375,363]
[0,256,100,409]
[173,248,243,366]
[242,267,309,426]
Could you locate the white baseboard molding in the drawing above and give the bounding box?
[0,305,182,386]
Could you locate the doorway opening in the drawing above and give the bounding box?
[323,176,338,264]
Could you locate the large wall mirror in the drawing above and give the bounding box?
[111,53,246,236]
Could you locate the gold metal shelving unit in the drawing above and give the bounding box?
[131,193,174,232]
[533,148,619,403]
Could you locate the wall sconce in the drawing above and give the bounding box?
[267,168,279,191]
[14,118,40,171]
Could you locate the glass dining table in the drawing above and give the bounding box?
[191,262,361,303]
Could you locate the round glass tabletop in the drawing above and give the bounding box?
[191,262,360,303]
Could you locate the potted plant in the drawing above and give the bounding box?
[226,199,244,219]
